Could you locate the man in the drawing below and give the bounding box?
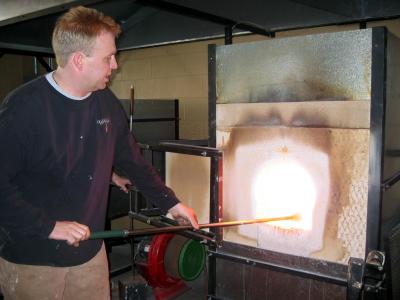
[0,6,198,299]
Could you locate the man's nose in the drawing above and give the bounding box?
[110,55,118,70]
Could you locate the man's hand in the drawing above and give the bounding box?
[111,172,131,193]
[49,221,90,247]
[168,203,199,229]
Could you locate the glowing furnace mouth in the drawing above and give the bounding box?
[252,158,317,230]
[224,135,330,257]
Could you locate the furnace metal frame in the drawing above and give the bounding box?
[207,27,400,300]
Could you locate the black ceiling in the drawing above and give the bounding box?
[0,0,399,57]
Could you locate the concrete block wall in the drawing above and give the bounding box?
[109,39,218,140]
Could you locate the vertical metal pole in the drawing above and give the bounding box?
[129,83,136,277]
[48,57,54,70]
[33,57,38,77]
[208,43,219,298]
[130,188,136,277]
[366,27,387,255]
[130,84,134,132]
[209,155,222,235]
[174,99,180,140]
[208,44,217,148]
[208,155,218,298]
[208,153,223,298]
[225,25,233,45]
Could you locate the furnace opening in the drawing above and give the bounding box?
[252,157,316,230]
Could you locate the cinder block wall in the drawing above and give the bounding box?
[110,39,216,140]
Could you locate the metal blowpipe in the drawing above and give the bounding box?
[129,84,134,131]
[89,214,300,240]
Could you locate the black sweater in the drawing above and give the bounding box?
[0,76,179,266]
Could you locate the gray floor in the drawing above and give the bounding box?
[108,244,207,300]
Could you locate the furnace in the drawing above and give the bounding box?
[206,27,400,299]
[156,26,400,299]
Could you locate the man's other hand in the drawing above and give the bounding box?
[168,203,199,229]
[111,172,131,193]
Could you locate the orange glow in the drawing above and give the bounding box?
[252,158,317,230]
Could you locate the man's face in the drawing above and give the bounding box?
[82,31,118,92]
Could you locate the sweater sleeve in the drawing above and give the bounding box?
[112,104,180,213]
[0,99,55,239]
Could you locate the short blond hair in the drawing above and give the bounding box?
[52,6,121,67]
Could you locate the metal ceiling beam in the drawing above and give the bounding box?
[0,0,105,27]
[289,0,356,17]
[120,6,159,32]
[0,44,54,57]
[1,0,400,53]
[135,0,273,37]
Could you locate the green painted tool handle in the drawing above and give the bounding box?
[89,230,127,240]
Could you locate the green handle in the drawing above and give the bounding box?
[89,230,128,240]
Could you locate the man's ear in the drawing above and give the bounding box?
[71,52,85,71]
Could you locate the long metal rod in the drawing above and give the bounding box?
[129,84,134,131]
[199,214,299,229]
[90,214,298,240]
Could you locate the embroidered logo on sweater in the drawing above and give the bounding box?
[97,118,110,133]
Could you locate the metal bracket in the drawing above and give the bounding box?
[363,251,387,298]
[347,251,387,300]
